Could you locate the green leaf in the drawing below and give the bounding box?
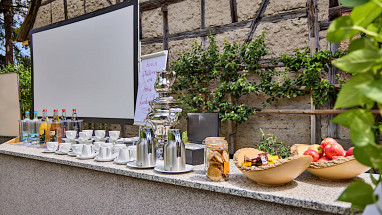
[357,79,382,104]
[354,146,373,167]
[332,108,374,128]
[351,1,382,31]
[334,73,375,109]
[370,172,380,186]
[338,181,376,210]
[349,117,375,147]
[340,0,369,7]
[348,37,378,53]
[327,16,354,43]
[332,49,380,74]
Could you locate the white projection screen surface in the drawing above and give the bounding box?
[31,1,138,123]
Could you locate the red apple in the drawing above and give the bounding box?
[308,144,324,157]
[321,137,338,150]
[346,147,354,157]
[304,149,320,162]
[332,156,345,160]
[324,143,345,159]
[317,156,330,162]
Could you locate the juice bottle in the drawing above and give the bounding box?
[50,109,62,142]
[39,109,49,146]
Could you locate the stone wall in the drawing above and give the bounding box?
[31,0,348,150]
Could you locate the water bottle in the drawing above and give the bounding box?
[30,111,40,146]
[20,111,31,143]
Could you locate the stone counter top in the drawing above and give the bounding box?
[0,143,370,214]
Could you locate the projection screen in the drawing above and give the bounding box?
[31,1,138,124]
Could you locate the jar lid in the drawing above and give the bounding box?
[205,137,228,147]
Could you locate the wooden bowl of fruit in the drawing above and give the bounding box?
[291,138,370,180]
[233,148,312,186]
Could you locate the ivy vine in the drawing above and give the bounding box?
[171,33,345,124]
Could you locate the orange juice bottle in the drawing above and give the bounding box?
[50,109,62,142]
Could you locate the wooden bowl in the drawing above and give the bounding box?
[291,144,370,180]
[233,148,312,186]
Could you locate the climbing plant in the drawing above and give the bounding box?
[172,32,345,124]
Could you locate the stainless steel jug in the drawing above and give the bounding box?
[136,127,156,167]
[164,129,185,171]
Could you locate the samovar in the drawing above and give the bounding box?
[146,70,182,159]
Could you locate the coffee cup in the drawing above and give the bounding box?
[95,130,105,139]
[72,144,84,155]
[109,131,120,140]
[101,142,113,148]
[65,130,77,140]
[82,130,93,138]
[98,146,112,159]
[81,144,94,157]
[46,142,59,151]
[79,131,89,140]
[116,148,131,162]
[113,144,126,154]
[94,142,104,152]
[59,142,71,153]
[127,145,137,161]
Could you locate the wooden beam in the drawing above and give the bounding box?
[141,8,307,45]
[140,0,185,12]
[245,0,270,42]
[162,5,169,50]
[229,0,238,23]
[63,0,68,20]
[41,0,56,6]
[201,0,206,49]
[84,0,86,14]
[257,109,381,115]
[16,0,42,42]
[106,0,113,6]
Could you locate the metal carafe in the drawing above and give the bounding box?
[136,127,156,167]
[164,129,185,171]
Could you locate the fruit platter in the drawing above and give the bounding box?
[291,138,370,180]
[233,148,312,186]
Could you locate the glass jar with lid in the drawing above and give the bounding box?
[204,137,229,182]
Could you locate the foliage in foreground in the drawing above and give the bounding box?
[327,0,382,212]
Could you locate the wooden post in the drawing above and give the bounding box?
[307,0,321,144]
[201,0,206,49]
[327,0,340,138]
[162,5,169,50]
[229,0,238,23]
[63,0,68,20]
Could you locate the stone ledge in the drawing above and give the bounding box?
[0,144,368,214]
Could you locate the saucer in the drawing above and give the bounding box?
[154,164,194,174]
[42,149,55,153]
[76,153,97,160]
[114,158,129,165]
[126,161,155,169]
[68,151,80,157]
[55,150,68,155]
[95,156,114,162]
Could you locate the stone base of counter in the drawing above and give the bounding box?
[0,154,335,215]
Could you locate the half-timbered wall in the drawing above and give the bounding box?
[31,0,352,149]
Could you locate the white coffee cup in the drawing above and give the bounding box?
[65,130,77,140]
[98,146,112,159]
[101,142,113,148]
[113,144,126,154]
[81,144,94,157]
[116,148,131,162]
[79,131,89,140]
[46,142,59,151]
[95,130,105,139]
[82,130,93,138]
[109,131,120,140]
[94,142,104,153]
[127,145,137,161]
[72,144,84,155]
[59,142,71,153]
